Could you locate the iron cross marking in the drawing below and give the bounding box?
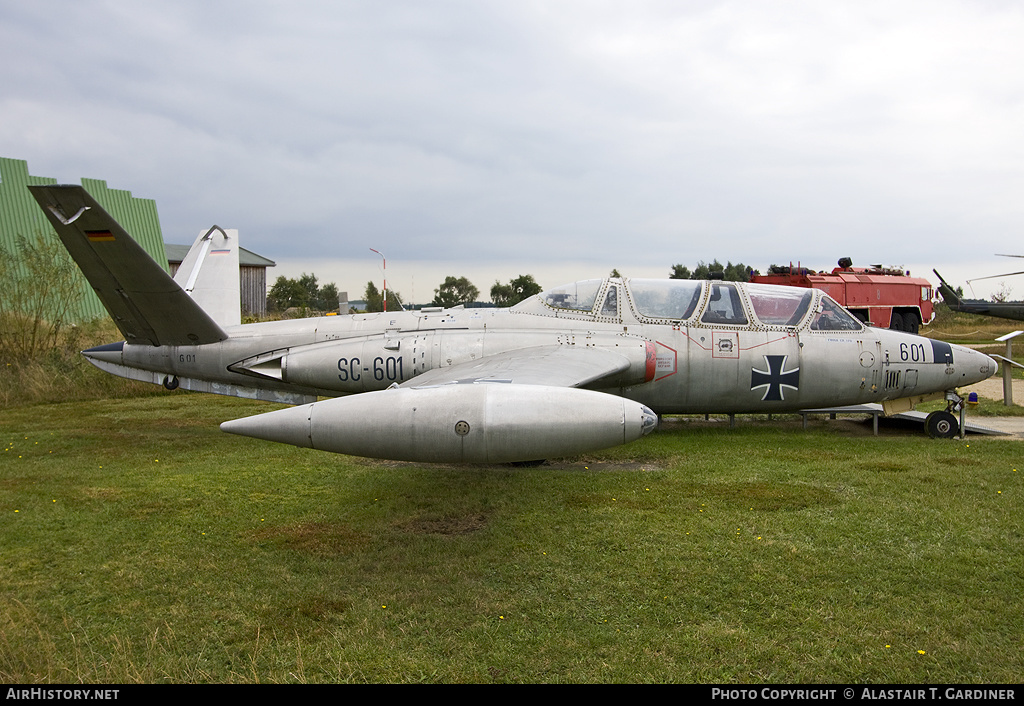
[750,355,800,402]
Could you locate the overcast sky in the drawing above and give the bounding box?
[3,0,1023,303]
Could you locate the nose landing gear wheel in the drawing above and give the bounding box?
[925,410,959,439]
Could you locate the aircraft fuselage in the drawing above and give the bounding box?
[86,278,996,416]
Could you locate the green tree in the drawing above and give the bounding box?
[363,281,382,312]
[363,281,403,312]
[432,276,479,308]
[490,274,542,307]
[267,276,308,311]
[297,273,320,307]
[317,282,340,311]
[268,273,342,313]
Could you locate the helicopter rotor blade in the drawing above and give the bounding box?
[967,269,1024,285]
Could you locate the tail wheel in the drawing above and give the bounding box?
[925,410,958,439]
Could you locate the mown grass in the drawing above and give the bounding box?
[924,303,1022,341]
[2,394,1021,683]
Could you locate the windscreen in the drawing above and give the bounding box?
[810,296,864,331]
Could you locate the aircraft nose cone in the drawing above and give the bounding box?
[954,345,999,385]
[640,405,658,436]
[982,352,1000,380]
[220,404,315,448]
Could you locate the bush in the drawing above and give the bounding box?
[0,317,158,408]
[0,232,84,362]
[0,231,157,406]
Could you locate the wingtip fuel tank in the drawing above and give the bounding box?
[221,385,658,464]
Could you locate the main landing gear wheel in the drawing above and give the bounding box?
[925,410,959,439]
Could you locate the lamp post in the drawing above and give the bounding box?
[370,248,386,312]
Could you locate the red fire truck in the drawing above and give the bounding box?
[750,258,934,333]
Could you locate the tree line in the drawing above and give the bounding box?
[267,273,543,313]
[267,259,767,314]
[669,259,755,281]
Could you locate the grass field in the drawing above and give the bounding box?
[1,393,1021,683]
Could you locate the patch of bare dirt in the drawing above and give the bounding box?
[249,521,371,555]
[961,376,1024,403]
[398,513,488,535]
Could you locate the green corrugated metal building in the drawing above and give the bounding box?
[0,156,168,322]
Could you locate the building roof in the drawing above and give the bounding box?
[165,243,276,267]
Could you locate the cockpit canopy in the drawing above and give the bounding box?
[516,277,862,331]
[537,279,604,312]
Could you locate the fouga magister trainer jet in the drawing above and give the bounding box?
[31,185,998,463]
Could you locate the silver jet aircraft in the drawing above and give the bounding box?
[31,185,998,463]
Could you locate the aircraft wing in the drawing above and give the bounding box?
[29,185,228,346]
[402,345,632,389]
